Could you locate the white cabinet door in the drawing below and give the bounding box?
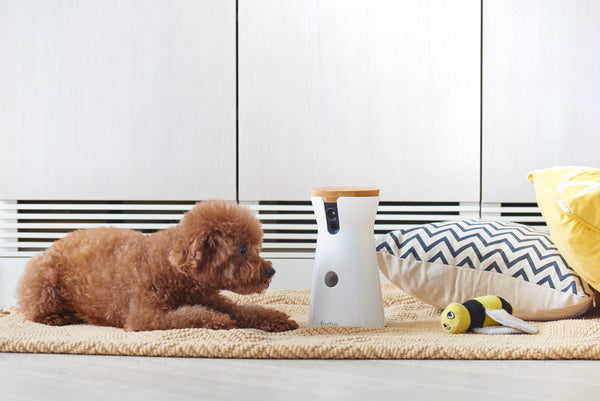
[238,0,481,202]
[0,0,236,201]
[482,0,600,203]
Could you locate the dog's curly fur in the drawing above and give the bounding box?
[16,200,298,332]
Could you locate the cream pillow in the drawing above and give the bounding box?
[528,166,600,292]
[376,219,593,320]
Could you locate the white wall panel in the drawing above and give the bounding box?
[0,258,26,307]
[482,0,600,203]
[0,0,236,200]
[239,0,481,202]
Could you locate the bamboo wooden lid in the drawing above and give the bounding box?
[311,187,380,202]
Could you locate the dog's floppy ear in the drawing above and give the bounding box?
[202,230,231,267]
[168,238,203,272]
[168,230,230,272]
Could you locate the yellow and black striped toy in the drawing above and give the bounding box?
[441,296,538,334]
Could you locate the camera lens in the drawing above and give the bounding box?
[325,271,339,287]
[324,202,340,234]
[326,208,337,219]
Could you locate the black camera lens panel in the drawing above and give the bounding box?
[326,208,337,219]
[324,202,340,235]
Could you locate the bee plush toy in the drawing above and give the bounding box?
[441,296,538,334]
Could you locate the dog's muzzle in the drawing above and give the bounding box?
[264,267,276,279]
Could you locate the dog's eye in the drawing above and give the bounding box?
[238,245,247,254]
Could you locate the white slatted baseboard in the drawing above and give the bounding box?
[0,201,195,258]
[480,202,546,227]
[246,201,480,259]
[1,200,544,259]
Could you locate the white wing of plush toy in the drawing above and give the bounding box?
[472,308,538,335]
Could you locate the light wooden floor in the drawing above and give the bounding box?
[2,354,600,401]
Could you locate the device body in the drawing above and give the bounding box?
[308,188,385,327]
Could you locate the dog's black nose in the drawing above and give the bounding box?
[264,267,276,278]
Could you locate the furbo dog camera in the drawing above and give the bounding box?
[308,187,385,327]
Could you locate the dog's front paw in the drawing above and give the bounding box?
[259,316,299,332]
[209,315,238,330]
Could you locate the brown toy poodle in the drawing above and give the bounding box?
[16,200,298,332]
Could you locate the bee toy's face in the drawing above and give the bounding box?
[441,303,471,334]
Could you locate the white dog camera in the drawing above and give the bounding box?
[308,187,385,327]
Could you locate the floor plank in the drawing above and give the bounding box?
[2,354,600,401]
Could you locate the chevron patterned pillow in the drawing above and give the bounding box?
[376,220,594,320]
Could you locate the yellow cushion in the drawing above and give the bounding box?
[528,166,600,291]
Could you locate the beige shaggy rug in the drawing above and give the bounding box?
[2,284,600,359]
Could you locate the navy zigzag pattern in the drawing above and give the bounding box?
[376,220,592,298]
[398,234,570,279]
[399,221,559,254]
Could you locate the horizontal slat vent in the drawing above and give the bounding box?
[247,201,480,259]
[0,201,196,257]
[1,200,544,259]
[481,202,546,227]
